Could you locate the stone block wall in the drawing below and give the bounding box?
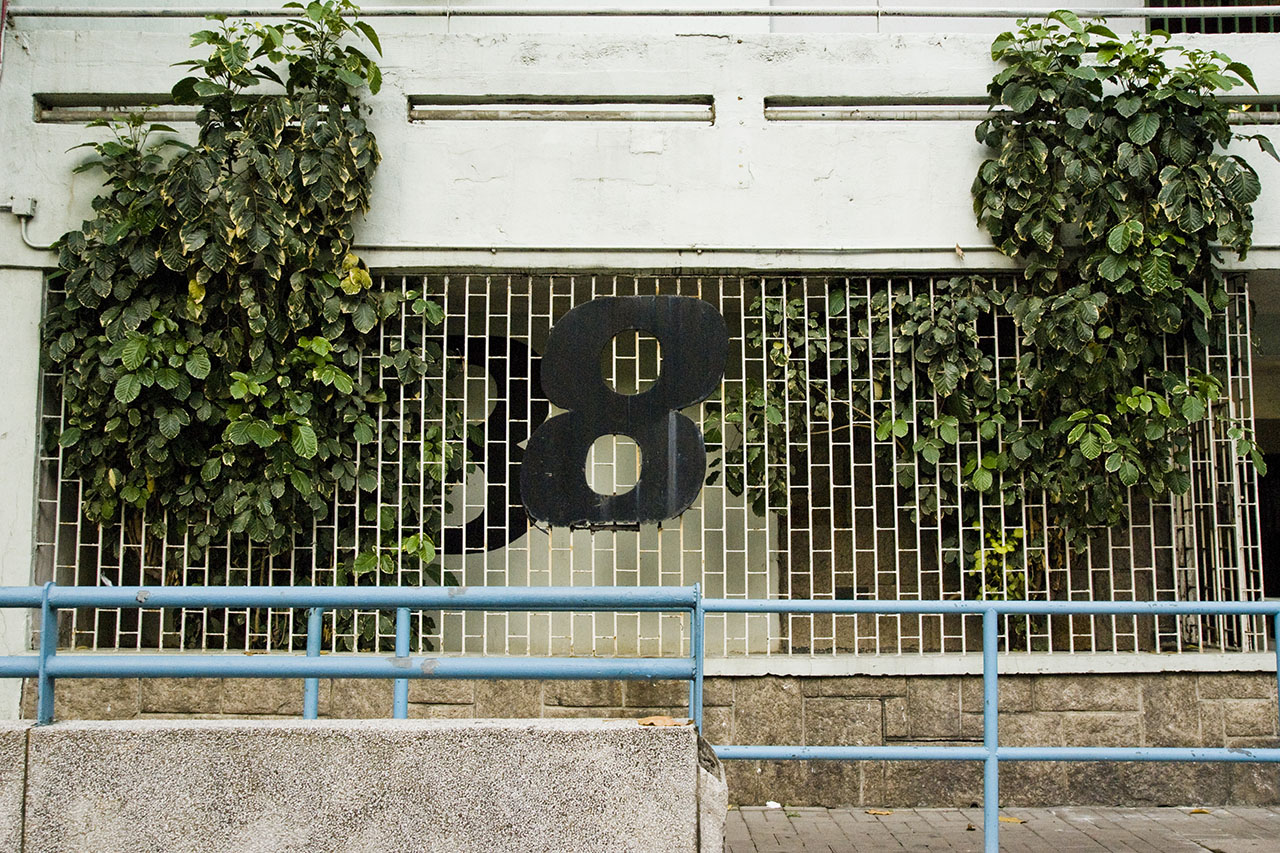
[22,672,1280,807]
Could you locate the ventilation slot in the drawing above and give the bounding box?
[764,96,996,122]
[34,94,195,124]
[409,95,714,123]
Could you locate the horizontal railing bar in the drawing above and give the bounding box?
[766,107,995,121]
[999,746,1280,762]
[0,659,39,678]
[704,598,1280,616]
[14,588,1275,616]
[39,654,695,681]
[10,586,1278,616]
[30,585,698,611]
[39,106,1272,127]
[715,745,990,761]
[0,589,44,608]
[714,745,1280,762]
[11,6,1280,19]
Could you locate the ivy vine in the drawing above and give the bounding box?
[707,14,1273,601]
[972,12,1273,534]
[44,0,462,604]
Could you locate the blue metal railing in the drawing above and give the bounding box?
[3,583,1280,852]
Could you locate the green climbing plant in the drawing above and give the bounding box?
[706,14,1273,597]
[971,11,1273,536]
[43,2,466,649]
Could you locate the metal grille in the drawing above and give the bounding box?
[36,273,1265,658]
[1148,0,1280,33]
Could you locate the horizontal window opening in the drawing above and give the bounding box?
[34,94,194,124]
[765,95,1280,124]
[32,93,341,124]
[408,94,714,123]
[764,96,999,122]
[1224,96,1280,125]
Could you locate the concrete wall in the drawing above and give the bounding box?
[0,718,726,852]
[24,673,1280,808]
[5,27,1279,271]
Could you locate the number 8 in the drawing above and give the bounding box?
[520,296,728,527]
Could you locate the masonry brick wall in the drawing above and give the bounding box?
[22,673,1280,807]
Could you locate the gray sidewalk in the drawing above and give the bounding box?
[725,805,1280,852]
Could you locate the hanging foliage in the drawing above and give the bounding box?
[970,12,1273,535]
[708,15,1273,576]
[44,1,458,571]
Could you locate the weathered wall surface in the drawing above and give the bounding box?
[19,718,724,853]
[3,25,1279,269]
[25,672,1280,807]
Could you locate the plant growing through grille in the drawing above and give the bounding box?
[42,1,466,650]
[706,14,1274,625]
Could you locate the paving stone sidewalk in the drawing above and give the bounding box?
[725,805,1280,852]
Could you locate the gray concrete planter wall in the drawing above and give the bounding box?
[2,719,726,853]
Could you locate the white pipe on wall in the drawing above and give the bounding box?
[9,5,1280,18]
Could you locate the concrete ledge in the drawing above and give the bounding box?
[23,718,726,852]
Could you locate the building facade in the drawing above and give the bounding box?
[2,1,1280,805]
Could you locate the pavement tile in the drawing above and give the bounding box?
[724,806,1280,852]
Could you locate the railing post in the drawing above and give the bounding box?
[393,607,410,719]
[982,606,999,853]
[690,583,703,730]
[303,607,323,720]
[36,581,57,725]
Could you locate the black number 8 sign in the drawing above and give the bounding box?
[520,296,728,527]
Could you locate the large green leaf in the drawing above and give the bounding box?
[1065,107,1091,129]
[1106,223,1130,254]
[1161,130,1195,166]
[1097,253,1129,282]
[291,423,319,458]
[121,337,149,371]
[186,349,212,380]
[1002,84,1038,114]
[225,418,254,446]
[114,374,142,404]
[1127,113,1160,146]
[157,407,190,439]
[352,300,377,333]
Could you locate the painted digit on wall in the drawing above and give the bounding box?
[520,296,728,527]
[442,336,549,553]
